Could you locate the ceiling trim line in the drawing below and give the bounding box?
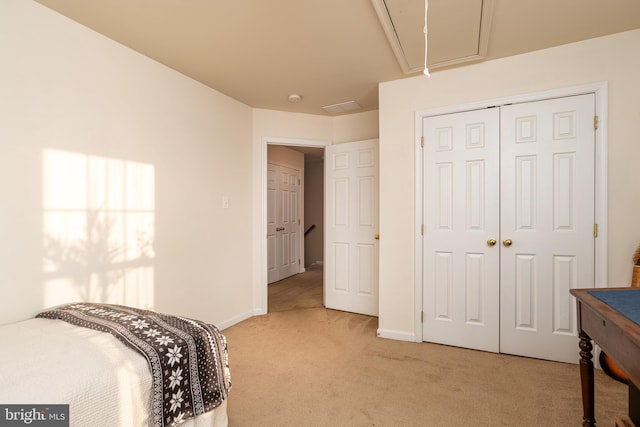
[371,0,416,74]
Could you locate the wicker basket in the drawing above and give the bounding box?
[632,266,640,288]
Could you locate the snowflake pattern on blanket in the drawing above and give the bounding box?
[36,303,231,427]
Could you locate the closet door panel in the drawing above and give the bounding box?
[422,108,500,353]
[499,94,595,364]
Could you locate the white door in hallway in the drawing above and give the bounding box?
[422,108,501,352]
[325,139,379,316]
[499,94,595,363]
[267,163,300,284]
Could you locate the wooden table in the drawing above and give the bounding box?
[570,288,640,427]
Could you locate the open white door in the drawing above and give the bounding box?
[422,108,501,352]
[325,139,379,316]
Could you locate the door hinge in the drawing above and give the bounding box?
[421,136,424,148]
[299,259,301,265]
[594,223,598,238]
[421,311,424,322]
[421,224,424,235]
[594,115,599,130]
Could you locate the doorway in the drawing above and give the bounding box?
[260,137,329,314]
[262,138,380,317]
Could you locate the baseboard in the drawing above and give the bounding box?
[252,307,267,316]
[376,328,417,342]
[216,309,257,331]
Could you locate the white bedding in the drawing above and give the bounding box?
[0,318,228,427]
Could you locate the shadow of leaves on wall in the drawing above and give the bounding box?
[43,210,154,303]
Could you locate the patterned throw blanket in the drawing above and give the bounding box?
[36,303,231,427]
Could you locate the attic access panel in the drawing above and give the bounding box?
[372,0,493,73]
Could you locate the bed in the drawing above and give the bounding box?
[0,303,231,427]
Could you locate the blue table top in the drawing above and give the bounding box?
[588,289,640,327]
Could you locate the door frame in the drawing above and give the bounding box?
[414,81,609,342]
[259,136,330,314]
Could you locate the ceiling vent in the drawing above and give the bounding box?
[321,100,362,114]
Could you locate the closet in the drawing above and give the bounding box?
[421,93,595,363]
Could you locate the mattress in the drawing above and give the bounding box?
[0,318,228,427]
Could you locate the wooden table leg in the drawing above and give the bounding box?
[579,331,596,427]
[630,381,640,425]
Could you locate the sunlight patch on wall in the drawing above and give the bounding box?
[42,149,155,309]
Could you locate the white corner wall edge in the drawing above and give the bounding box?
[377,328,417,342]
[216,309,258,331]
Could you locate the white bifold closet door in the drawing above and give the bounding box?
[422,108,501,353]
[499,95,595,363]
[423,94,595,363]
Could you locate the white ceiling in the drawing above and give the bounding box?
[34,0,640,116]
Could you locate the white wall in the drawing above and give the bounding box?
[0,0,254,327]
[378,30,640,338]
[333,110,379,144]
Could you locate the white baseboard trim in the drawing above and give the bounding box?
[216,309,258,331]
[253,307,267,316]
[376,328,417,342]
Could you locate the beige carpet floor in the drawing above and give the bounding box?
[223,266,628,426]
[267,263,324,313]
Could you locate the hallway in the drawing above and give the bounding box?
[268,262,323,312]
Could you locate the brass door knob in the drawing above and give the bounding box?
[487,239,497,247]
[503,238,513,247]
[374,233,380,240]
